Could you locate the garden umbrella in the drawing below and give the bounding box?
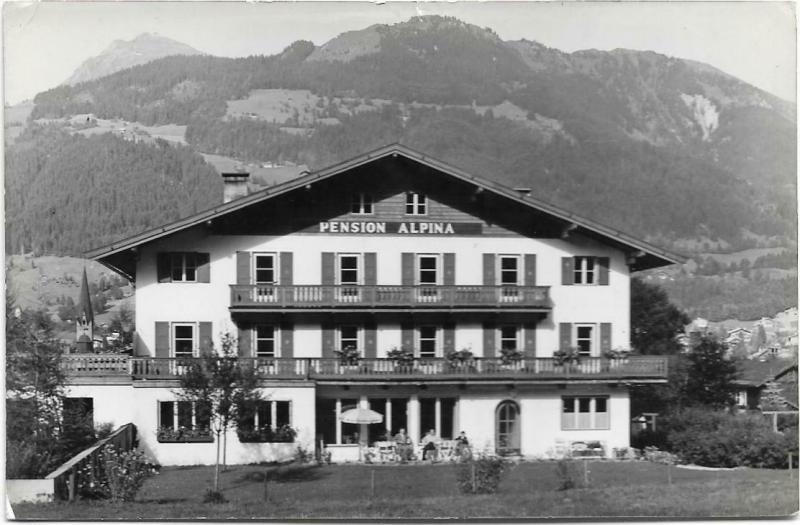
[339,407,383,424]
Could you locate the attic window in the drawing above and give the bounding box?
[405,192,427,215]
[351,193,373,215]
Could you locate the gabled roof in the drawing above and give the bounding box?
[735,358,797,387]
[87,143,686,280]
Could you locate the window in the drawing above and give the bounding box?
[173,323,196,357]
[575,324,595,356]
[254,254,276,284]
[499,256,520,285]
[338,255,360,285]
[255,325,276,357]
[171,253,198,282]
[499,326,519,350]
[339,326,360,351]
[158,400,212,441]
[574,256,596,285]
[405,192,427,215]
[417,255,439,285]
[561,396,609,430]
[418,326,438,357]
[242,400,292,429]
[351,193,373,215]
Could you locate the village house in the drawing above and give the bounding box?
[62,144,681,465]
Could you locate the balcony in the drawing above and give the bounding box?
[63,355,667,383]
[229,285,551,311]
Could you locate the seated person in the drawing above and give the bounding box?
[455,430,471,458]
[421,429,440,461]
[394,428,412,462]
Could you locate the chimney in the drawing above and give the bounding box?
[222,171,249,203]
[514,188,532,196]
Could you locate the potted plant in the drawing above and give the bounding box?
[387,346,415,370]
[552,347,581,368]
[499,347,524,366]
[603,347,631,360]
[335,345,361,366]
[446,348,475,371]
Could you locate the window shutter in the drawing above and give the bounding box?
[364,323,377,358]
[196,253,211,283]
[598,257,610,285]
[561,257,574,285]
[600,323,612,353]
[443,253,455,286]
[281,322,294,358]
[523,322,537,358]
[237,323,251,357]
[280,252,293,286]
[364,253,377,286]
[482,254,496,285]
[236,251,251,285]
[401,323,414,351]
[155,322,170,358]
[321,252,335,285]
[401,253,414,286]
[524,254,536,286]
[322,323,335,358]
[157,253,171,283]
[483,322,496,357]
[559,323,573,350]
[443,323,456,353]
[199,322,213,356]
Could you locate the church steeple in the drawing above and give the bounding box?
[76,268,94,353]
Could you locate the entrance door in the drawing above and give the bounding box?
[495,401,520,456]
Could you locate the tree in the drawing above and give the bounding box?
[176,333,261,495]
[682,335,739,409]
[631,277,690,355]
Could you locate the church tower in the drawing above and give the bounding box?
[76,268,94,353]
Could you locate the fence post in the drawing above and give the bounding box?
[68,467,76,502]
[370,469,375,499]
[471,463,476,493]
[583,459,588,487]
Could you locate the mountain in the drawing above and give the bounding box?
[63,32,203,86]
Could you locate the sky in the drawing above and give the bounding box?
[2,1,797,105]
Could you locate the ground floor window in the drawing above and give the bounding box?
[157,401,212,442]
[561,396,609,430]
[496,400,520,455]
[237,400,294,442]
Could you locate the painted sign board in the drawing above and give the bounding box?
[314,221,483,235]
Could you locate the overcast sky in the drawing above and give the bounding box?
[3,1,796,105]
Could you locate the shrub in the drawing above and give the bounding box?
[555,458,582,490]
[77,445,157,501]
[293,445,314,464]
[456,455,507,494]
[6,440,52,479]
[665,408,792,468]
[631,428,669,450]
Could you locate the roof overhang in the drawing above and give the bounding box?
[87,143,686,281]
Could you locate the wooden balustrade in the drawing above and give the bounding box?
[230,284,551,309]
[61,354,130,375]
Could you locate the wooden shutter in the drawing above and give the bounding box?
[321,323,336,358]
[364,253,377,286]
[443,253,455,286]
[524,254,536,286]
[561,257,574,285]
[157,253,171,283]
[237,323,251,357]
[281,322,294,358]
[236,251,251,285]
[155,322,170,357]
[196,253,211,283]
[280,252,293,285]
[401,253,414,286]
[443,323,456,353]
[321,252,335,285]
[523,322,537,358]
[483,254,496,285]
[401,323,414,351]
[364,322,377,358]
[199,322,213,356]
[483,322,496,357]
[600,323,612,353]
[597,257,610,286]
[559,323,572,350]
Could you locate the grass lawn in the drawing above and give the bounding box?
[12,461,798,519]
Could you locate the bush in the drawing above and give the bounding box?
[631,428,669,450]
[77,445,157,501]
[665,408,793,468]
[456,455,507,494]
[6,440,53,479]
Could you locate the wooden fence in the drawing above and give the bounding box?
[45,423,137,501]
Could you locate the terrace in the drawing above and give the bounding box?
[62,355,668,383]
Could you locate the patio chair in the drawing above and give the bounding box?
[376,441,397,463]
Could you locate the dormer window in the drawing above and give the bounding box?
[351,193,373,215]
[405,192,427,215]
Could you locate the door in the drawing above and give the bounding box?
[496,400,520,456]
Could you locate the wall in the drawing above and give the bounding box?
[65,384,136,430]
[135,228,630,358]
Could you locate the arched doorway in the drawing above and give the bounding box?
[495,400,520,456]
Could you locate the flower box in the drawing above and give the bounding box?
[157,428,213,443]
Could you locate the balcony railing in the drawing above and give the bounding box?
[230,285,551,309]
[63,355,667,381]
[61,353,130,375]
